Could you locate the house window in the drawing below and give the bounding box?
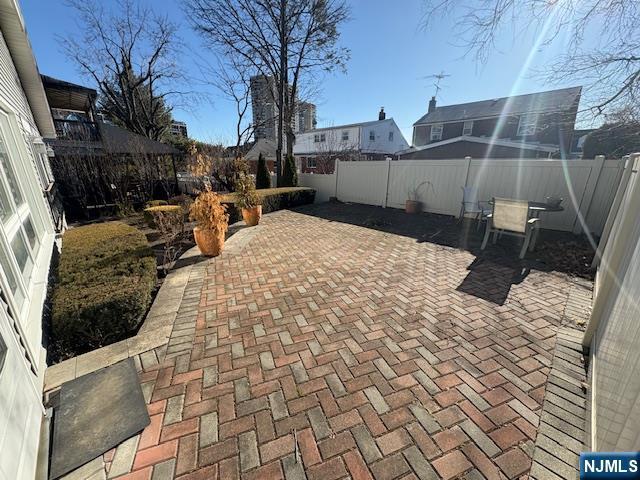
[430,123,443,141]
[369,131,375,141]
[517,114,537,136]
[314,134,320,143]
[307,157,316,168]
[342,130,349,141]
[320,133,326,142]
[388,131,394,142]
[30,140,54,191]
[462,121,473,136]
[0,111,46,313]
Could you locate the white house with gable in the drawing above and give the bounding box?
[293,108,409,173]
[0,0,58,478]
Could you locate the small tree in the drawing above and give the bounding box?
[281,155,298,187]
[256,153,271,189]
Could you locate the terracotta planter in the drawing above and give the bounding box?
[242,205,262,226]
[405,200,421,214]
[193,226,225,257]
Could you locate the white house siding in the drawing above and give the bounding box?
[0,17,56,480]
[293,125,360,156]
[359,119,409,155]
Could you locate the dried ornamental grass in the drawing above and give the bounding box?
[189,190,229,234]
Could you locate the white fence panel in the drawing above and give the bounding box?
[585,160,625,235]
[583,154,640,451]
[387,159,467,215]
[337,161,388,206]
[297,157,624,235]
[299,173,336,203]
[467,159,593,232]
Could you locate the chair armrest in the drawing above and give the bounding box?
[527,218,540,226]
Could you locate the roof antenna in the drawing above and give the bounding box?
[423,71,450,99]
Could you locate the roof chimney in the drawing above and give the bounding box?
[378,107,386,120]
[428,96,437,114]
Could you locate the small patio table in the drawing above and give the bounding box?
[488,200,564,218]
[527,201,564,218]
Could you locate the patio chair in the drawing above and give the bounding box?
[481,197,540,259]
[459,186,491,229]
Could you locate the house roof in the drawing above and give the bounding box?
[0,0,56,137]
[245,138,277,160]
[414,87,582,126]
[398,136,559,155]
[99,122,179,155]
[307,118,393,133]
[41,74,97,113]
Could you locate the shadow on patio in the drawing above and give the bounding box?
[295,201,596,281]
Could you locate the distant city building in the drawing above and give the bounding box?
[296,102,317,133]
[250,75,317,140]
[170,120,188,138]
[250,75,278,141]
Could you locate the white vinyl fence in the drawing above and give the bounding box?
[300,156,624,236]
[582,153,640,451]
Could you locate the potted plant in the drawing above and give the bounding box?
[236,172,262,226]
[406,180,430,214]
[188,144,229,256]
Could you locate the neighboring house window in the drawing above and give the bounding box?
[320,133,326,142]
[462,121,473,136]
[430,124,443,141]
[369,131,375,141]
[388,131,394,142]
[342,130,349,141]
[517,114,537,136]
[314,134,320,143]
[307,157,316,168]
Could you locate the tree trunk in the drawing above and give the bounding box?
[275,0,287,187]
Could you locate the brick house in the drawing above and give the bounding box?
[401,87,582,159]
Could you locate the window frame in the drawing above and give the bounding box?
[388,131,394,142]
[369,130,375,141]
[517,114,537,136]
[430,123,443,141]
[0,105,54,374]
[341,130,349,141]
[462,121,474,136]
[307,157,317,169]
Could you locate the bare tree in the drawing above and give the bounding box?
[202,58,266,159]
[60,0,185,140]
[185,0,350,184]
[312,127,359,173]
[422,0,640,119]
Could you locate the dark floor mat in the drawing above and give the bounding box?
[49,358,150,479]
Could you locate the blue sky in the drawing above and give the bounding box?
[22,0,590,144]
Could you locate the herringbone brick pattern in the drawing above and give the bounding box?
[105,209,587,480]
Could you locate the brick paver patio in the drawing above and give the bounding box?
[102,207,589,480]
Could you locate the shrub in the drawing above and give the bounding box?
[168,194,194,220]
[151,208,184,274]
[281,154,298,187]
[221,187,315,223]
[146,199,168,208]
[144,205,182,228]
[236,173,261,210]
[256,153,271,189]
[52,222,156,356]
